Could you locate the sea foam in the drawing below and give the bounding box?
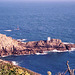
[12,61,18,65]
[4,30,12,32]
[63,42,74,44]
[35,52,47,55]
[17,39,27,42]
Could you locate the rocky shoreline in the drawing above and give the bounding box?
[0,33,75,57]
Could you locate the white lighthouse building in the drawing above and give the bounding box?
[47,37,51,41]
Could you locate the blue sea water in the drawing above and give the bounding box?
[0,1,75,75]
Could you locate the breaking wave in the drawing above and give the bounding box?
[4,30,12,32]
[35,52,47,55]
[63,42,74,44]
[17,39,27,42]
[12,61,18,65]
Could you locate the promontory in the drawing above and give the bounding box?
[0,33,75,57]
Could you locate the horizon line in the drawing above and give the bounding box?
[0,0,75,2]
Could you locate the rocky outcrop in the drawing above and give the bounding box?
[0,34,27,56]
[0,33,75,57]
[24,39,75,52]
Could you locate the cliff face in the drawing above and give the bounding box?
[0,34,25,51]
[0,33,75,56]
[0,34,26,56]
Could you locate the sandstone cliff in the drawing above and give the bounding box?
[0,33,75,57]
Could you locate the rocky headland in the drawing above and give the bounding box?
[0,33,75,57]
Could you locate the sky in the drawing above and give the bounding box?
[0,0,75,2]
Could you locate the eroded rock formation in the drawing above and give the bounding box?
[0,33,75,57]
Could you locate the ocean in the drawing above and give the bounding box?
[0,1,75,75]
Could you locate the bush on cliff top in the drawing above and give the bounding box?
[0,61,33,75]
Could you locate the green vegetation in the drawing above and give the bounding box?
[0,61,34,75]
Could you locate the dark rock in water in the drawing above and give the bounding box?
[0,33,75,57]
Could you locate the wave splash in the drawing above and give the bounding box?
[4,30,12,32]
[17,39,27,42]
[35,52,47,55]
[36,48,75,55]
[63,42,74,44]
[12,61,18,65]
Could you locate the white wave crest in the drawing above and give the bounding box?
[35,52,47,55]
[44,50,68,53]
[12,61,18,65]
[4,30,12,32]
[63,42,74,44]
[63,42,70,44]
[17,39,27,42]
[53,49,58,52]
[70,48,75,51]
